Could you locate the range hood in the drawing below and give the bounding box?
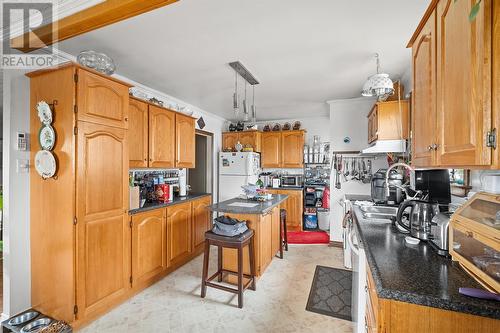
[361,139,407,155]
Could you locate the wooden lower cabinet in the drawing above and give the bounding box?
[131,209,167,288]
[192,195,212,251]
[366,265,500,333]
[268,189,303,231]
[222,207,281,283]
[167,201,193,266]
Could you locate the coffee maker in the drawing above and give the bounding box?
[410,169,451,209]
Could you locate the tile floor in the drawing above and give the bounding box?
[80,245,354,333]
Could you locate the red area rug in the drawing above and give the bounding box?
[287,231,330,244]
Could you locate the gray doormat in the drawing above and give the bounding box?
[306,265,352,321]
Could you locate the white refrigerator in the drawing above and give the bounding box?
[218,152,260,202]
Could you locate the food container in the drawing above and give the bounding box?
[155,184,171,202]
[450,193,500,292]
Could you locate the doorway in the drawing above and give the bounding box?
[188,130,213,194]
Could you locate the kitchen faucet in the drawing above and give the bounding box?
[385,162,422,200]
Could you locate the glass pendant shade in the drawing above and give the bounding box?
[251,105,257,124]
[369,73,394,96]
[233,70,239,116]
[361,53,394,99]
[361,77,374,97]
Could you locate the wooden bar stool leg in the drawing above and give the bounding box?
[201,240,210,298]
[217,245,223,282]
[283,212,288,251]
[249,238,256,291]
[279,213,284,259]
[237,245,244,309]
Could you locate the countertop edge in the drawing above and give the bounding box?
[351,206,500,320]
[207,195,289,215]
[129,193,212,215]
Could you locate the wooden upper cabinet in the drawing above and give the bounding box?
[192,196,212,251]
[129,98,149,168]
[175,113,195,168]
[282,131,305,168]
[376,101,410,141]
[167,201,192,266]
[239,131,262,152]
[367,105,378,144]
[77,69,129,129]
[131,209,166,288]
[222,132,239,151]
[412,9,437,168]
[149,105,175,168]
[76,121,130,319]
[435,0,492,166]
[261,132,282,168]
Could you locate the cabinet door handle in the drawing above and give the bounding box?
[427,145,433,151]
[431,143,439,150]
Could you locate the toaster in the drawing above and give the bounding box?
[429,212,452,257]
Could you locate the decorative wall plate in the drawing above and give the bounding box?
[34,150,57,179]
[36,101,53,125]
[38,125,56,150]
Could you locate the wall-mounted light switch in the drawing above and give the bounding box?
[17,159,30,173]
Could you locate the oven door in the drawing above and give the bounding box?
[349,223,367,333]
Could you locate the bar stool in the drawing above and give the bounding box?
[201,229,256,308]
[279,208,289,259]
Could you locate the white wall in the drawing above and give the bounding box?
[327,97,388,242]
[3,69,32,317]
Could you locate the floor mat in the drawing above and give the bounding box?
[287,231,330,244]
[306,265,352,321]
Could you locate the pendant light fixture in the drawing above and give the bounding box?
[243,81,249,121]
[229,61,260,121]
[233,69,239,116]
[251,85,257,124]
[361,53,394,100]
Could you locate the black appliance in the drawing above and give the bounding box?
[410,169,451,207]
[371,169,403,205]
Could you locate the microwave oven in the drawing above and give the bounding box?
[281,175,304,187]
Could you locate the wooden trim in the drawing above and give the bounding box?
[26,62,133,87]
[11,0,179,53]
[407,0,440,47]
[328,241,342,248]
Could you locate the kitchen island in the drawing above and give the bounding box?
[207,195,288,281]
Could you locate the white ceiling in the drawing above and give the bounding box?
[58,0,429,121]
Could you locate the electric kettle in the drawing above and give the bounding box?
[396,200,440,241]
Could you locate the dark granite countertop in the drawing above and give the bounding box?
[129,193,211,215]
[352,205,500,320]
[207,194,288,215]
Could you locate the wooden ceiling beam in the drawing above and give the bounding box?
[10,0,179,53]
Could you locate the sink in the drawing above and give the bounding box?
[362,212,396,221]
[358,205,398,222]
[360,205,398,215]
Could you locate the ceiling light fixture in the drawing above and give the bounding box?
[233,69,239,116]
[229,61,260,122]
[243,81,249,122]
[251,85,257,124]
[361,53,394,100]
